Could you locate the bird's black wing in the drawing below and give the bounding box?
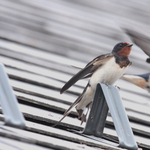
[136,73,150,82]
[60,53,113,94]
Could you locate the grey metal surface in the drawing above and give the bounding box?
[0,63,26,128]
[82,83,138,149]
[100,83,138,150]
[83,84,108,137]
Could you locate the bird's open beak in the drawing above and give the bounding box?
[126,43,133,47]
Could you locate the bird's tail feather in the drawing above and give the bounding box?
[52,94,83,127]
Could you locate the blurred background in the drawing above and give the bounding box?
[0,0,149,73]
[0,0,150,149]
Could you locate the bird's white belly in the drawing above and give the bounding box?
[76,86,94,109]
[90,57,128,90]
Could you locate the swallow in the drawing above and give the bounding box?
[122,26,150,63]
[122,73,150,93]
[56,42,133,126]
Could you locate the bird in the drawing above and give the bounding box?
[122,26,150,63]
[56,42,133,126]
[122,73,150,93]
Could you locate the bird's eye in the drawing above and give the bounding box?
[119,44,123,47]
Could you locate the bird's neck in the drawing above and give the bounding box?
[114,53,131,68]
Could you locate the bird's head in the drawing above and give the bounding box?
[112,42,133,57]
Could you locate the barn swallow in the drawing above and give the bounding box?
[56,42,133,126]
[122,26,150,63]
[122,73,150,93]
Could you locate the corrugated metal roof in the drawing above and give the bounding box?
[0,0,149,149]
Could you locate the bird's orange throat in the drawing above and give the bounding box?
[118,47,132,56]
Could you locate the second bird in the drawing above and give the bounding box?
[59,42,133,124]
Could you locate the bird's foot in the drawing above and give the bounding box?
[115,85,120,90]
[105,83,109,87]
